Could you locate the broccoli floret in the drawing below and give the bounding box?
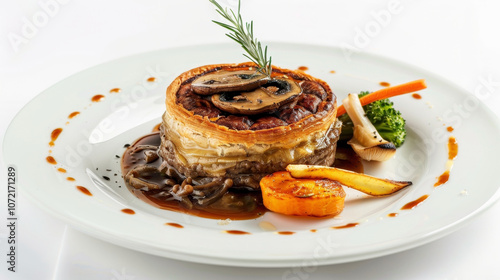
[339,91,407,147]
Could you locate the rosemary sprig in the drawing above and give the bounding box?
[209,0,272,77]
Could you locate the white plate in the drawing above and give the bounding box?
[4,43,500,267]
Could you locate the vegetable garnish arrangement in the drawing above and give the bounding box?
[119,0,427,219]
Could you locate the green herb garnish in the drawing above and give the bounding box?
[209,0,272,77]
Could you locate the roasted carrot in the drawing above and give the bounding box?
[336,79,427,117]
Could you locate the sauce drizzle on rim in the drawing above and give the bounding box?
[68,111,80,119]
[448,136,458,160]
[49,128,63,147]
[77,186,92,196]
[401,194,429,210]
[224,230,251,235]
[46,156,57,165]
[91,94,105,102]
[165,222,184,228]
[412,93,422,99]
[434,136,458,187]
[277,231,295,235]
[121,208,135,215]
[332,223,358,229]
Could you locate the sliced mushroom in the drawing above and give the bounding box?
[343,93,396,161]
[191,70,270,95]
[211,78,302,115]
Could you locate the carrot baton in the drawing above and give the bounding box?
[336,79,427,117]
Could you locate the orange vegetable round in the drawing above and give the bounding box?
[260,171,346,217]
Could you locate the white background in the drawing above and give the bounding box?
[1,0,500,279]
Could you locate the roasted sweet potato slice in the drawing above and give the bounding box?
[260,171,345,217]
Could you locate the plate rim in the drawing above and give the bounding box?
[4,42,500,267]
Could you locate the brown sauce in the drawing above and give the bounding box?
[277,231,295,235]
[152,123,161,132]
[333,145,364,173]
[66,177,75,181]
[165,222,183,228]
[332,223,358,229]
[121,208,135,215]
[388,213,398,217]
[57,168,67,173]
[412,93,422,99]
[448,136,458,160]
[224,230,250,235]
[109,88,121,93]
[76,186,92,196]
[298,66,309,71]
[122,132,268,220]
[434,136,458,187]
[46,156,57,165]
[49,128,63,147]
[379,81,390,87]
[91,94,105,102]
[434,171,450,187]
[446,126,454,132]
[401,194,429,210]
[147,77,156,82]
[68,111,80,119]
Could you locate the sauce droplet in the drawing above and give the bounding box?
[448,136,458,160]
[46,156,57,165]
[388,213,398,217]
[434,171,450,187]
[434,136,458,187]
[68,111,80,119]
[412,93,422,99]
[109,88,121,93]
[49,128,63,147]
[152,123,161,132]
[329,70,336,74]
[91,94,105,102]
[76,186,92,196]
[57,168,67,173]
[298,66,308,71]
[147,77,156,82]
[379,81,390,87]
[165,222,183,228]
[224,230,251,235]
[401,194,429,210]
[332,223,359,229]
[277,231,295,235]
[121,208,135,215]
[66,177,75,181]
[447,126,454,132]
[310,229,317,233]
